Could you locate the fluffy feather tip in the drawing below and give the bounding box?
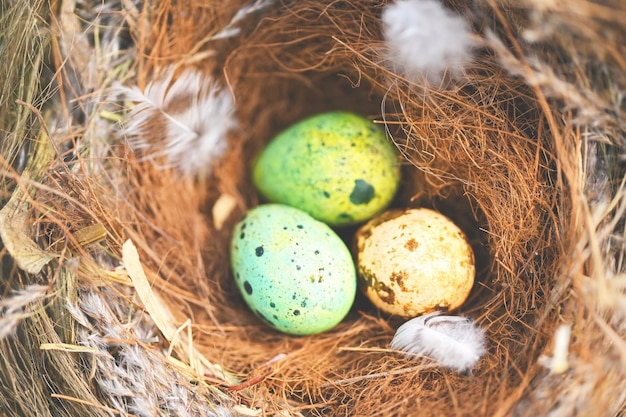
[114,68,237,178]
[382,0,476,84]
[391,312,486,373]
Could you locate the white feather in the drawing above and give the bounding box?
[382,0,476,84]
[114,67,237,177]
[212,0,277,40]
[391,312,486,373]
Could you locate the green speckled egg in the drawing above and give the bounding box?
[252,112,400,226]
[230,204,357,335]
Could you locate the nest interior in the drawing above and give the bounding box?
[1,0,625,416]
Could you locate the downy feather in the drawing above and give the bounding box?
[391,312,486,373]
[114,67,237,178]
[382,0,476,84]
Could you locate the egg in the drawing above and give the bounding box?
[230,204,357,335]
[354,208,475,318]
[252,111,400,226]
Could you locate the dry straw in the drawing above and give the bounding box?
[0,0,624,416]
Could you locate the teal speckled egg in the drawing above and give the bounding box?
[252,111,400,226]
[230,204,357,335]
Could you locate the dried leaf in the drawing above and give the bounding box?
[0,185,55,274]
[73,223,108,246]
[40,343,99,353]
[121,239,239,386]
[122,239,176,341]
[58,0,97,89]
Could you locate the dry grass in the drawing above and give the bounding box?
[0,0,625,416]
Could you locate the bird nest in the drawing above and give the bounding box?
[1,0,625,416]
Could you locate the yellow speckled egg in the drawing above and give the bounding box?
[252,111,400,226]
[354,208,475,317]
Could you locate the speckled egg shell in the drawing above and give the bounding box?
[355,208,475,318]
[230,204,357,335]
[252,111,400,226]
